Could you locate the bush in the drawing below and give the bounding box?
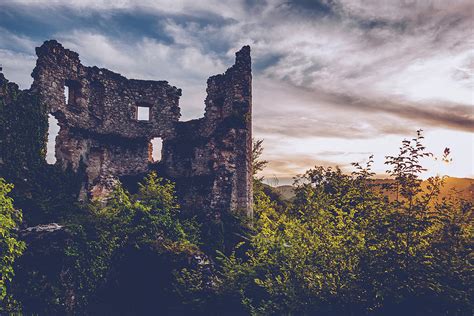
[10,172,201,314]
[0,178,25,311]
[180,132,473,315]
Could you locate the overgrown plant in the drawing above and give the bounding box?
[0,179,25,308]
[9,172,200,314]
[179,131,473,315]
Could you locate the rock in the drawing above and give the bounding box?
[24,223,63,233]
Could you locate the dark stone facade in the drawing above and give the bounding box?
[161,46,253,219]
[0,40,252,218]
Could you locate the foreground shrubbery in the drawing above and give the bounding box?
[178,133,473,315]
[2,173,201,314]
[0,179,25,308]
[1,133,472,315]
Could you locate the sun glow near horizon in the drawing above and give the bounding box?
[260,129,474,184]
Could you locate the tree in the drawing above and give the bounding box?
[252,138,268,180]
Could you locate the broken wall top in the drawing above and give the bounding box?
[32,40,182,140]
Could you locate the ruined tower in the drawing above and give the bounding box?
[1,40,253,219]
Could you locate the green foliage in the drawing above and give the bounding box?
[10,172,200,314]
[0,86,48,167]
[66,173,199,309]
[385,129,432,202]
[3,125,472,315]
[0,81,82,224]
[0,179,25,305]
[252,138,268,180]
[89,172,199,246]
[180,131,473,315]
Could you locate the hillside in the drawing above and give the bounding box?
[275,177,474,202]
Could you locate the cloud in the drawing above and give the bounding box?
[0,49,36,89]
[1,0,473,178]
[0,0,250,19]
[53,30,227,119]
[311,90,474,133]
[264,154,350,179]
[252,78,473,144]
[0,27,38,53]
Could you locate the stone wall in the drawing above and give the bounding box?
[30,41,183,199]
[0,40,252,220]
[161,46,253,219]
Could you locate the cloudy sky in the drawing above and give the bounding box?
[1,0,473,183]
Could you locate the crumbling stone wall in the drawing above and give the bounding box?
[161,46,253,219]
[31,41,182,199]
[0,70,83,224]
[0,40,252,220]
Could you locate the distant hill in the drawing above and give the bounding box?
[274,185,296,200]
[274,177,474,202]
[429,177,474,201]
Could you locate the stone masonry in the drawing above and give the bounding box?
[1,40,252,218]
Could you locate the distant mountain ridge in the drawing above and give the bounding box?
[274,177,474,202]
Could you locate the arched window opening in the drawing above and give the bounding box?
[46,114,59,164]
[150,137,162,162]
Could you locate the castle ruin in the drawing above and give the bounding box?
[0,40,253,220]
